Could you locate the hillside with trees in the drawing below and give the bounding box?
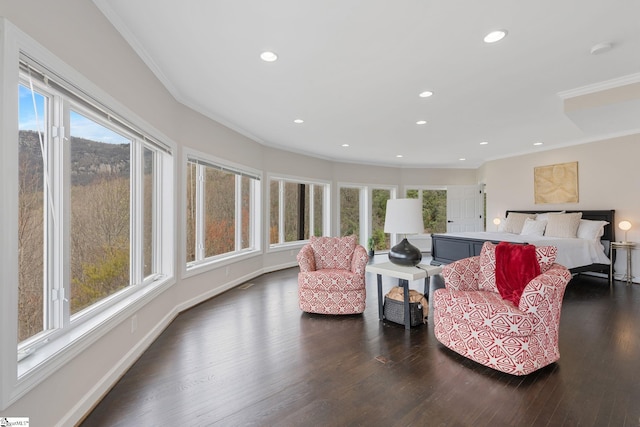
[18,130,133,341]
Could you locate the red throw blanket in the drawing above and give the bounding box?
[495,242,540,306]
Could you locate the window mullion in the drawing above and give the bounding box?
[195,165,205,261]
[150,149,159,276]
[234,175,242,250]
[251,178,259,250]
[278,180,285,244]
[360,187,368,248]
[130,141,143,285]
[308,185,315,239]
[53,96,70,329]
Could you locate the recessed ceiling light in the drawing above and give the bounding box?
[484,30,507,43]
[590,42,613,55]
[293,119,304,124]
[260,51,278,62]
[341,143,350,147]
[419,91,434,98]
[396,154,403,158]
[533,141,543,146]
[480,141,489,145]
[459,158,466,161]
[416,120,427,125]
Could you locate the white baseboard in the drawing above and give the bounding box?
[58,308,178,427]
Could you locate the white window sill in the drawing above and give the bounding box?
[14,275,174,400]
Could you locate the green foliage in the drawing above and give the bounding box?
[422,190,447,233]
[71,245,130,313]
[371,189,390,249]
[340,188,360,238]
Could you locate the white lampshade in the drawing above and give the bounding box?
[619,220,632,231]
[619,220,632,242]
[384,199,424,234]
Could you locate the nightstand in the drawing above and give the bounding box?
[610,242,636,286]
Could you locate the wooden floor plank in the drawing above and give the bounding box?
[80,262,640,426]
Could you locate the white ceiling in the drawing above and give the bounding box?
[93,0,640,168]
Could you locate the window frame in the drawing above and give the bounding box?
[338,183,398,248]
[183,149,262,274]
[369,185,397,251]
[267,174,331,249]
[1,19,176,410]
[403,185,448,235]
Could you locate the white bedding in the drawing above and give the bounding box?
[439,231,610,270]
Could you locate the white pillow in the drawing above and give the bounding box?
[544,212,583,238]
[536,210,565,222]
[577,219,609,240]
[503,212,537,234]
[520,218,547,236]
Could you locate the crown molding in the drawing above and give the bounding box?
[557,73,640,99]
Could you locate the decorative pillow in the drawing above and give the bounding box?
[477,241,558,293]
[520,218,547,236]
[577,219,609,240]
[310,235,356,270]
[503,212,537,234]
[544,212,583,238]
[495,242,540,306]
[536,210,564,222]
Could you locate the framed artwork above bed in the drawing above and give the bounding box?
[534,161,579,204]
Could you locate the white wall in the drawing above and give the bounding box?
[478,133,640,280]
[1,0,636,425]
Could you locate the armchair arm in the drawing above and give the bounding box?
[518,263,571,319]
[442,256,481,291]
[351,245,369,275]
[296,244,316,272]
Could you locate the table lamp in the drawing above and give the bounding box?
[618,220,632,243]
[384,198,423,266]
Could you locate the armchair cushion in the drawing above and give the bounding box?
[299,269,365,291]
[310,235,357,270]
[442,256,481,291]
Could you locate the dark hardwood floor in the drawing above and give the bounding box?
[81,257,640,426]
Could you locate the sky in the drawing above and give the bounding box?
[19,84,130,145]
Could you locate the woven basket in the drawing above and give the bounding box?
[384,296,424,327]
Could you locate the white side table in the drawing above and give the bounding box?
[366,262,443,329]
[610,242,636,286]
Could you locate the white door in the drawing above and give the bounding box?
[446,185,484,232]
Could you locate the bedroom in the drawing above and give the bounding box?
[1,0,639,425]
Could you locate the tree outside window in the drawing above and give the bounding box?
[406,189,447,233]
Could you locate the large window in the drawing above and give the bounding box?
[186,155,260,267]
[15,56,173,366]
[339,185,396,249]
[269,177,329,245]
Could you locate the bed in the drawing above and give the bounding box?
[430,210,615,277]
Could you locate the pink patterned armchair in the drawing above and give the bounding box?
[297,235,369,315]
[433,242,572,375]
